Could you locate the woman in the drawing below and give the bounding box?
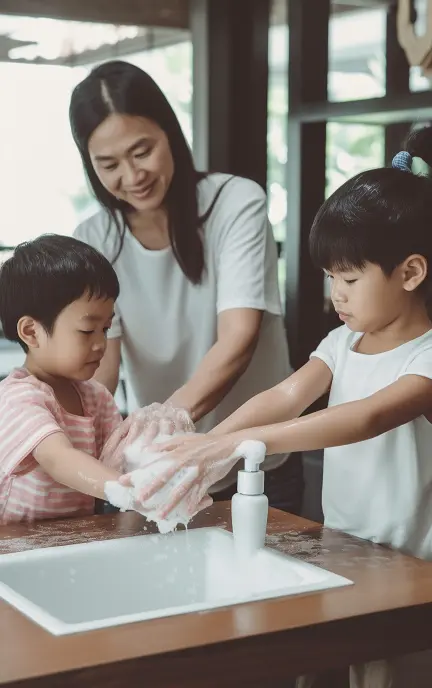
[70,60,298,503]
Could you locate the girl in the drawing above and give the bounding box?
[135,126,432,687]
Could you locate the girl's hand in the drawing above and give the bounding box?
[129,434,241,517]
[147,432,206,455]
[118,434,206,487]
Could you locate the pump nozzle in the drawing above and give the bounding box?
[234,440,267,497]
[236,440,267,472]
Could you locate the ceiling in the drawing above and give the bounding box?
[269,0,392,25]
[0,0,189,27]
[333,0,391,8]
[0,0,394,27]
[0,0,395,67]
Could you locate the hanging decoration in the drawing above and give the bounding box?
[397,0,432,75]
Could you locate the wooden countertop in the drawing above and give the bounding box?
[1,504,432,687]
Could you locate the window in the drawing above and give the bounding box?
[0,15,192,247]
[268,0,288,300]
[328,2,386,102]
[326,122,384,197]
[324,122,384,314]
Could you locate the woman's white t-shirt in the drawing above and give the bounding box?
[311,325,432,560]
[75,174,291,483]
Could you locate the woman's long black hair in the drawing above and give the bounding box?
[69,60,229,284]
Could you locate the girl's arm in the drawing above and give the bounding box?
[228,373,432,454]
[212,357,333,435]
[140,358,332,475]
[135,372,432,515]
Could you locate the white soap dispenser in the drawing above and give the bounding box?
[231,440,268,555]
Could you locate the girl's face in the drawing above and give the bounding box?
[326,262,411,333]
[88,113,174,212]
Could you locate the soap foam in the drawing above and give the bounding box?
[105,433,198,533]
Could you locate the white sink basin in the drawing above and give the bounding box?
[0,527,352,635]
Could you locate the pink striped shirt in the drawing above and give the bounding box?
[0,368,122,524]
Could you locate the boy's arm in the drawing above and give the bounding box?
[211,358,333,435]
[33,433,121,500]
[232,373,432,454]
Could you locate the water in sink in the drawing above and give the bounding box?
[0,527,352,635]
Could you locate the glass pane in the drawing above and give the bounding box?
[268,0,288,301]
[324,123,384,315]
[326,123,385,197]
[328,2,386,102]
[0,15,192,248]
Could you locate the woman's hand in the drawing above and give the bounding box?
[135,402,195,439]
[100,402,195,471]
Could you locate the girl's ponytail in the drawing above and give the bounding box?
[405,126,432,169]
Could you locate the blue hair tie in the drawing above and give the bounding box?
[392,150,413,173]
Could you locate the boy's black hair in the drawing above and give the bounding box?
[0,234,120,352]
[309,126,432,283]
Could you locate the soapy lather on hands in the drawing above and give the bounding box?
[100,402,195,472]
[105,432,214,533]
[102,402,214,531]
[103,401,265,531]
[118,433,265,523]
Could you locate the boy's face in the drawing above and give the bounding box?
[31,294,115,381]
[326,262,407,333]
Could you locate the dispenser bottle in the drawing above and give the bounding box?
[231,440,268,555]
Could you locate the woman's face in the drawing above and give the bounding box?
[88,113,174,212]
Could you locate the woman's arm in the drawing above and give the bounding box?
[212,358,332,435]
[94,337,121,396]
[167,308,263,422]
[33,433,121,500]
[168,178,285,423]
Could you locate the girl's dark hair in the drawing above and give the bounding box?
[309,126,432,286]
[0,235,119,352]
[69,60,229,284]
